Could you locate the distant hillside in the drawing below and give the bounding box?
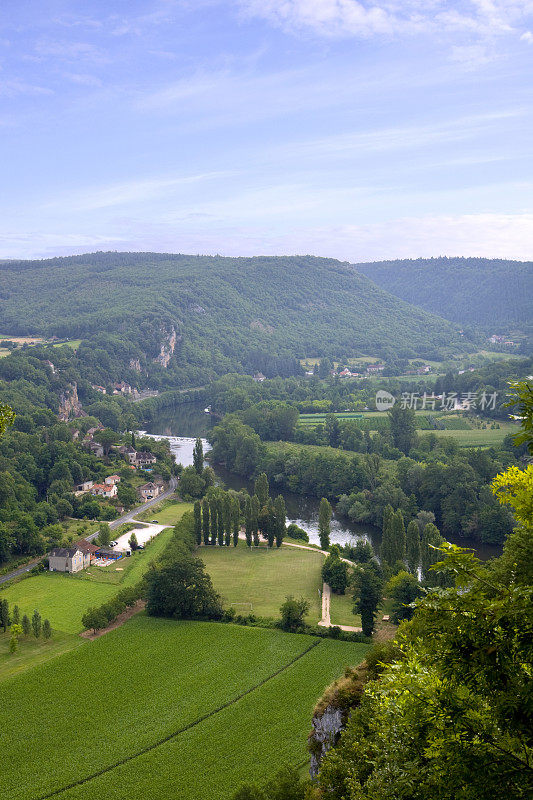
[0,252,464,385]
[355,257,532,330]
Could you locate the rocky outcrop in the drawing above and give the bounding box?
[154,325,179,369]
[309,705,344,778]
[308,662,369,778]
[58,382,85,421]
[129,358,141,372]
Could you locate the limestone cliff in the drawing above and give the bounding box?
[154,325,179,368]
[58,382,85,421]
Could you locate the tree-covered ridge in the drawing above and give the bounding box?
[0,252,464,384]
[355,256,533,330]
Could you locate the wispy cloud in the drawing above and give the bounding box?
[42,171,237,212]
[0,79,53,97]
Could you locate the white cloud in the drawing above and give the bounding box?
[520,30,533,42]
[238,1,533,40]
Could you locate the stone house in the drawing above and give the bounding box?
[48,546,88,573]
[91,483,118,498]
[138,481,162,501]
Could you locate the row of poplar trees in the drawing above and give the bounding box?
[381,504,445,580]
[192,473,287,549]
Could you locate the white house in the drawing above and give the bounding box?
[48,547,88,573]
[91,483,118,498]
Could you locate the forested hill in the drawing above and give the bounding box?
[355,257,532,330]
[0,253,463,385]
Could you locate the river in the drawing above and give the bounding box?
[139,402,502,559]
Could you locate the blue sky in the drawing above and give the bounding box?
[1,0,532,261]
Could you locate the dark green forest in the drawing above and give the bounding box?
[356,256,532,333]
[0,252,466,386]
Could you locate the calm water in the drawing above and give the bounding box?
[140,402,502,559]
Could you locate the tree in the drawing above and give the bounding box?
[251,494,260,546]
[12,604,20,625]
[274,495,286,548]
[322,550,348,594]
[94,428,116,457]
[22,613,31,636]
[0,598,9,632]
[279,595,309,632]
[146,557,223,620]
[117,482,137,508]
[386,570,422,623]
[193,500,202,546]
[192,437,204,475]
[388,402,417,455]
[42,618,52,639]
[391,508,406,564]
[244,496,253,547]
[81,607,108,633]
[254,472,269,507]
[406,519,420,574]
[128,531,139,551]
[178,466,205,499]
[9,623,22,653]
[231,496,240,547]
[421,522,443,581]
[318,497,332,550]
[98,523,111,547]
[31,608,42,638]
[217,498,225,546]
[354,565,383,636]
[380,504,395,567]
[202,498,210,546]
[224,494,232,546]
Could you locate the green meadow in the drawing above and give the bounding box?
[200,539,324,622]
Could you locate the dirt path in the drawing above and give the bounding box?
[318,581,362,633]
[80,599,146,640]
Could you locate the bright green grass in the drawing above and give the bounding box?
[52,338,82,349]
[135,499,191,525]
[329,591,361,628]
[200,539,324,622]
[0,629,84,682]
[0,527,176,633]
[432,424,516,447]
[0,616,367,800]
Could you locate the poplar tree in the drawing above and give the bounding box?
[318,497,332,551]
[22,614,31,636]
[224,494,232,546]
[244,496,253,547]
[380,504,395,567]
[231,496,240,547]
[12,604,20,625]
[406,519,421,574]
[192,438,204,475]
[209,498,218,545]
[32,609,42,638]
[392,509,406,564]
[0,599,9,633]
[265,499,276,548]
[193,501,202,546]
[217,498,225,546]
[274,495,286,548]
[251,494,260,546]
[254,473,269,507]
[421,523,444,582]
[42,619,52,640]
[202,498,210,545]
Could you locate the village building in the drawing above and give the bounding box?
[104,474,121,486]
[75,480,94,493]
[366,364,385,374]
[76,539,99,564]
[253,372,266,382]
[138,481,163,501]
[48,546,88,573]
[91,483,118,499]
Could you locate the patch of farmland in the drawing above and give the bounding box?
[0,616,368,800]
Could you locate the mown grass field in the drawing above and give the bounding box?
[0,628,84,682]
[0,526,176,633]
[200,539,324,622]
[135,498,191,526]
[329,591,361,628]
[432,423,516,447]
[0,616,368,800]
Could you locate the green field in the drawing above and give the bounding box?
[432,423,516,447]
[329,591,361,628]
[135,499,192,525]
[0,526,176,634]
[200,540,324,622]
[0,616,368,800]
[0,629,84,682]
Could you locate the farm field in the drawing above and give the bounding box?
[0,616,368,800]
[0,629,83,682]
[200,539,324,622]
[0,526,176,633]
[432,424,516,447]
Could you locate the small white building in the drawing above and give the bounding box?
[91,483,118,498]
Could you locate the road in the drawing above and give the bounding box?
[0,477,178,586]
